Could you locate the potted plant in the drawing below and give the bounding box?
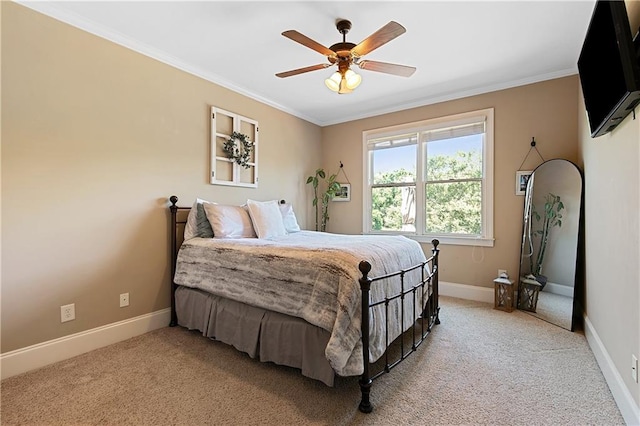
[306,168,341,232]
[528,192,564,288]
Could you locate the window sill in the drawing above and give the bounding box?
[409,235,494,247]
[365,232,495,247]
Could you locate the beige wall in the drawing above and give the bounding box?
[321,76,579,288]
[577,0,640,408]
[1,2,322,352]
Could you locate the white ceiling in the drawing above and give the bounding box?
[20,1,596,126]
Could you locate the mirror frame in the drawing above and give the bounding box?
[517,159,584,331]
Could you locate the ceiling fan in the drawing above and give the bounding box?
[275,19,416,94]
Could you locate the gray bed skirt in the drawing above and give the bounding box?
[175,285,336,386]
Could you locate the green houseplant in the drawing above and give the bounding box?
[529,192,564,288]
[306,168,341,232]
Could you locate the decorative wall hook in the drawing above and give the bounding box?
[518,137,545,171]
[336,161,350,183]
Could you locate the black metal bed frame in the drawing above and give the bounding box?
[168,195,440,413]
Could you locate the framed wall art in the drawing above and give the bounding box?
[516,171,532,195]
[333,183,351,202]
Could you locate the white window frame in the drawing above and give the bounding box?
[362,108,494,247]
[211,106,259,188]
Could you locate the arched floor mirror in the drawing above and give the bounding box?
[517,159,583,331]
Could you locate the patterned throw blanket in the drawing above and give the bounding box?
[174,231,429,377]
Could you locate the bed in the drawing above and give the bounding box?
[168,195,440,412]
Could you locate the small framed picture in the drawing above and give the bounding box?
[516,171,533,195]
[333,183,351,202]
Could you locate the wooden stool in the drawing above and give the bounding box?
[493,278,515,312]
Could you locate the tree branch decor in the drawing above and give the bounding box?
[223,131,253,169]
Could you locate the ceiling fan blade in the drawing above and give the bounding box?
[358,60,416,77]
[351,21,406,57]
[281,30,336,57]
[276,63,331,78]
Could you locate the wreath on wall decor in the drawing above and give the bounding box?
[223,131,254,169]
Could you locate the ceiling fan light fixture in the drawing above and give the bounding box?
[337,78,353,94]
[344,69,361,90]
[325,72,342,92]
[325,69,361,94]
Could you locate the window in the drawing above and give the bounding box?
[363,108,494,246]
[211,106,259,188]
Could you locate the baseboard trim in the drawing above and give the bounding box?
[439,281,494,304]
[584,314,640,426]
[543,281,574,298]
[1,308,171,380]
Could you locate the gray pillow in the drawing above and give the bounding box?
[196,202,214,238]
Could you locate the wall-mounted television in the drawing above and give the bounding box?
[577,0,640,138]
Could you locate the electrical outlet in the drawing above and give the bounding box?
[119,293,129,308]
[498,269,508,277]
[632,354,638,383]
[61,304,75,323]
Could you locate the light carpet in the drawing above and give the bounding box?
[0,297,624,425]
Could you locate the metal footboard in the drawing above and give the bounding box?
[357,239,440,413]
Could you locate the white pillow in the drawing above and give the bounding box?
[246,199,287,239]
[184,198,215,240]
[279,202,301,233]
[203,203,257,239]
